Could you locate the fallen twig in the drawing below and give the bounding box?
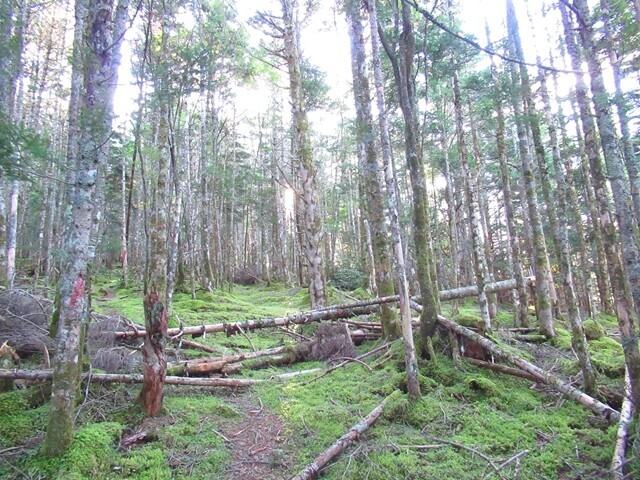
[429,437,506,480]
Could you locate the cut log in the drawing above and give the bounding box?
[611,369,634,479]
[465,358,541,383]
[115,304,380,340]
[410,301,620,422]
[290,390,400,480]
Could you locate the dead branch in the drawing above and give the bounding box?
[611,369,634,478]
[428,437,507,480]
[465,358,541,383]
[290,390,400,480]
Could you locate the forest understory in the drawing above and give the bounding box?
[0,276,633,480]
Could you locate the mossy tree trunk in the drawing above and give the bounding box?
[44,0,128,457]
[345,0,399,339]
[281,0,325,309]
[379,1,438,372]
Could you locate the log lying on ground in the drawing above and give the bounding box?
[464,358,541,383]
[437,277,534,302]
[611,370,634,478]
[290,390,400,480]
[115,304,380,340]
[410,301,619,422]
[0,369,261,387]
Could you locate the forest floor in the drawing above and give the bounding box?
[0,276,635,479]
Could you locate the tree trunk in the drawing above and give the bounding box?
[282,0,325,309]
[345,0,399,339]
[44,0,128,457]
[453,71,491,332]
[561,0,640,411]
[485,24,528,326]
[506,0,555,337]
[138,291,167,416]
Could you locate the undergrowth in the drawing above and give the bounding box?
[0,281,626,479]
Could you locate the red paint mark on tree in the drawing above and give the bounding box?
[69,274,85,308]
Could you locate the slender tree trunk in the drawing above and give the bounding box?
[539,66,596,394]
[486,24,528,326]
[506,0,554,337]
[44,0,128,457]
[452,72,491,331]
[5,180,18,289]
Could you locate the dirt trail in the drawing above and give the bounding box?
[222,393,291,480]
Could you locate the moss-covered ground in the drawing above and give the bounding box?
[0,283,629,479]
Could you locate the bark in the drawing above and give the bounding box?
[452,71,491,331]
[138,291,167,416]
[506,0,555,337]
[282,0,325,309]
[44,0,128,457]
[5,179,18,289]
[116,304,380,339]
[561,0,640,411]
[291,390,401,480]
[345,0,399,339]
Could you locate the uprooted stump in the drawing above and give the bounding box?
[0,290,54,356]
[310,323,356,361]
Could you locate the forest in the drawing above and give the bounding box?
[0,0,639,478]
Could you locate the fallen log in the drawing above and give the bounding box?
[611,370,634,479]
[437,277,534,302]
[115,304,380,340]
[0,369,261,387]
[166,345,291,376]
[465,358,541,383]
[290,390,400,480]
[410,301,620,422]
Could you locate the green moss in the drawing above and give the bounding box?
[0,390,49,448]
[590,336,625,377]
[583,319,605,340]
[60,422,123,479]
[452,313,483,328]
[550,327,572,349]
[114,446,171,479]
[464,376,500,396]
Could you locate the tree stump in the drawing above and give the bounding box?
[138,291,167,416]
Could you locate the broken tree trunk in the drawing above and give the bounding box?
[138,291,167,416]
[115,304,380,340]
[411,301,619,422]
[436,312,619,422]
[437,277,534,301]
[611,369,633,478]
[290,390,401,480]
